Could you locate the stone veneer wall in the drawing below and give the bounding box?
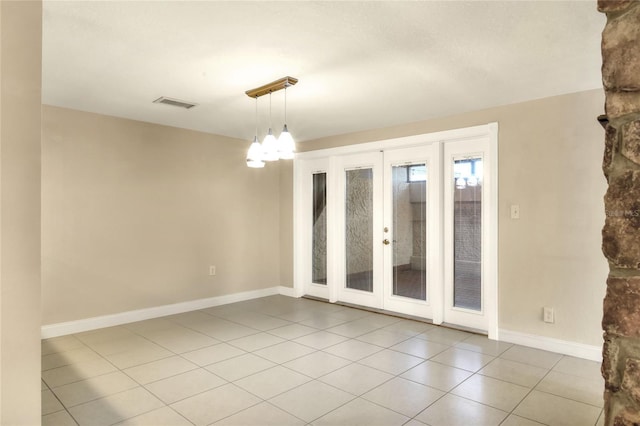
[599,1,640,424]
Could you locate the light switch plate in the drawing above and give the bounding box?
[510,204,520,219]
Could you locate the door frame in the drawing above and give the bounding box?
[293,123,499,339]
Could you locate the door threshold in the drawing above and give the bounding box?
[302,295,487,336]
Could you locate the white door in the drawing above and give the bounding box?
[333,147,441,315]
[382,145,441,320]
[335,152,384,309]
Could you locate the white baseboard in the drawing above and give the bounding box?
[42,286,297,339]
[499,329,602,362]
[43,290,601,363]
[277,285,298,298]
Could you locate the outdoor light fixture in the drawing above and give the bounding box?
[245,76,298,167]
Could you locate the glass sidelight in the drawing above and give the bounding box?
[453,157,483,310]
[391,164,427,301]
[345,168,374,292]
[443,136,493,334]
[312,172,327,285]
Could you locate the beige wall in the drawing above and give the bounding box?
[41,87,607,349]
[1,1,42,423]
[42,106,284,325]
[298,89,608,346]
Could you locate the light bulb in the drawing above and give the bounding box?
[246,136,265,168]
[262,129,279,162]
[277,124,295,160]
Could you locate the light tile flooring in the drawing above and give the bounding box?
[42,296,605,426]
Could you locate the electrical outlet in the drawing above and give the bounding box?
[209,265,216,276]
[543,307,554,323]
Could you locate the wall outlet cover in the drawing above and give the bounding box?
[543,307,554,323]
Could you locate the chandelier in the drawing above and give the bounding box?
[245,76,298,168]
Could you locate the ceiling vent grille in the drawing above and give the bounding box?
[153,96,197,109]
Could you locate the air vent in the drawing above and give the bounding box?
[153,96,197,109]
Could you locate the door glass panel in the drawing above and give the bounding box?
[312,172,327,285]
[453,157,482,310]
[345,168,373,292]
[392,164,427,300]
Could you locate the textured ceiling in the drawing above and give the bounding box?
[42,1,605,143]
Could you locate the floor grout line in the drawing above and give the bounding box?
[41,295,603,426]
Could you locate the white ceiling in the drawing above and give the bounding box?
[42,1,605,143]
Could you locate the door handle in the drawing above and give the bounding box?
[383,239,390,245]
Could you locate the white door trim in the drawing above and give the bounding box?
[293,123,498,338]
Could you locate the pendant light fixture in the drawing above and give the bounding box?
[277,86,295,160]
[262,93,279,162]
[246,97,265,168]
[245,76,298,167]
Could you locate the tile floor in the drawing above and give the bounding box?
[42,295,605,426]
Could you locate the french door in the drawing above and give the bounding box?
[294,124,497,335]
[335,152,384,308]
[382,146,441,320]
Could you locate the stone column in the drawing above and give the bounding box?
[600,1,640,424]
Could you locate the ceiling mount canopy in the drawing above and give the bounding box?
[246,76,298,168]
[245,76,298,99]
